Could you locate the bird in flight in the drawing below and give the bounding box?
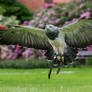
[0,19,92,79]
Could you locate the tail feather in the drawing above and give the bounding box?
[45,47,55,60]
[64,45,78,65]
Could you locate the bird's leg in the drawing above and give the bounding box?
[56,61,63,74]
[48,54,64,79]
[48,53,58,79]
[48,60,54,79]
[56,55,64,74]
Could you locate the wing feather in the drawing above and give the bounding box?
[0,27,51,50]
[61,19,92,48]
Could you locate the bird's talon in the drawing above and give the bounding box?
[57,56,61,61]
[62,56,64,63]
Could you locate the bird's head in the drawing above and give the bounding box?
[45,24,59,33]
[45,24,59,40]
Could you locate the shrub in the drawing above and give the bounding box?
[68,61,81,68]
[0,15,19,26]
[0,6,6,14]
[0,59,51,69]
[29,0,92,28]
[85,57,92,66]
[0,0,33,23]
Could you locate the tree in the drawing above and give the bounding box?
[0,0,33,23]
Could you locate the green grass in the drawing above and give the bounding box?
[0,68,92,92]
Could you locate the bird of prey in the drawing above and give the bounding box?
[0,19,92,79]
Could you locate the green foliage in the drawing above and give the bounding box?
[0,6,6,14]
[0,0,33,23]
[0,15,19,26]
[0,59,51,69]
[68,61,81,68]
[0,0,17,5]
[85,56,92,66]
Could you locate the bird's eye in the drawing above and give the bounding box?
[49,25,52,28]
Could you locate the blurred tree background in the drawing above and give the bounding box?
[0,0,92,68]
[0,0,33,23]
[29,0,92,28]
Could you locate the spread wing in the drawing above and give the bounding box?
[0,26,51,50]
[60,19,92,48]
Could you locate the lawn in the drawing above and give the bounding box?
[0,68,92,92]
